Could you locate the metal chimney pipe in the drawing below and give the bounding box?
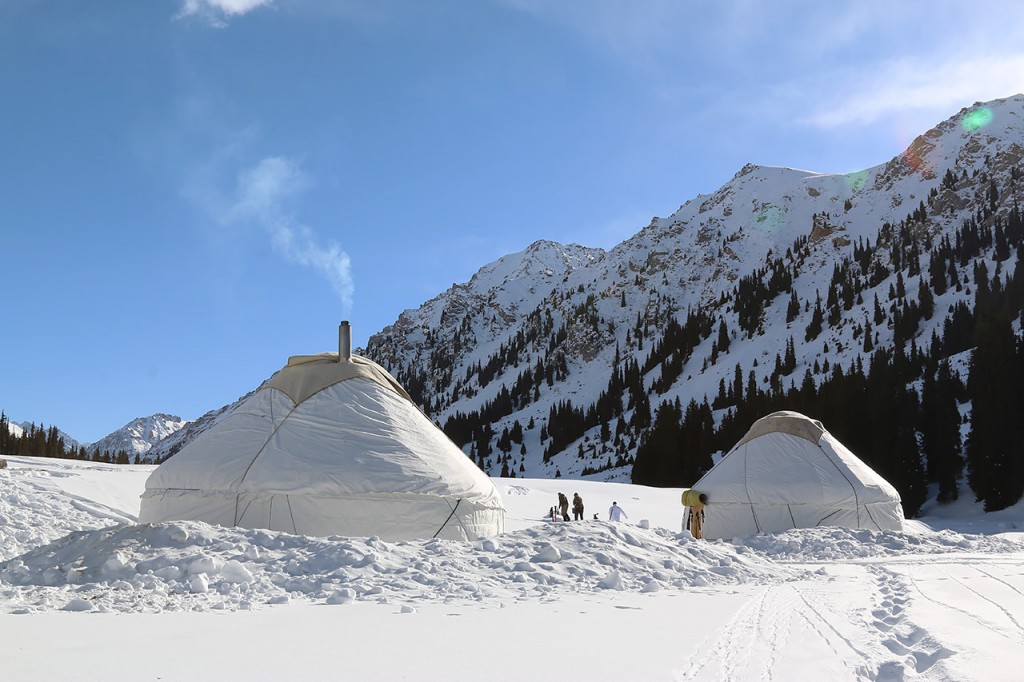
[338,320,352,362]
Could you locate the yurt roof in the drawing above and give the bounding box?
[735,410,825,448]
[264,352,411,406]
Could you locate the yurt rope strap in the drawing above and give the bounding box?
[742,443,761,533]
[433,498,463,539]
[233,401,302,526]
[818,509,843,524]
[286,495,298,534]
[816,440,861,525]
[863,503,881,531]
[235,497,253,526]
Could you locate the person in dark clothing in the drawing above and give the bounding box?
[572,493,584,521]
[557,492,570,521]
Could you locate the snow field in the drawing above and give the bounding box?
[5,455,1024,681]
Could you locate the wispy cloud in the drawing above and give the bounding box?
[175,0,274,27]
[228,156,306,223]
[497,0,692,72]
[801,53,1024,129]
[498,1,1024,134]
[227,157,354,311]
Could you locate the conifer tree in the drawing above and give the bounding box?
[890,388,927,516]
[918,278,934,320]
[786,290,800,323]
[966,313,1024,510]
[920,361,963,503]
[873,293,886,325]
[0,411,9,453]
[805,293,824,341]
[631,400,683,486]
[679,399,714,484]
[717,320,730,353]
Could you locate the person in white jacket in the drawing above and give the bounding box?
[608,501,628,522]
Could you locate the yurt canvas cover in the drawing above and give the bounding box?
[140,325,505,541]
[689,411,904,540]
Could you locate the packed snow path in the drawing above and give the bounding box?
[673,532,1024,681]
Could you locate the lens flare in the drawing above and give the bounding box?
[754,204,787,233]
[904,147,926,172]
[962,106,993,132]
[901,134,939,178]
[844,170,868,192]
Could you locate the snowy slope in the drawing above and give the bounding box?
[3,455,1024,681]
[360,94,1024,480]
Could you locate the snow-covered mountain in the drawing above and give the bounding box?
[8,420,81,451]
[156,94,1024,490]
[87,414,188,459]
[7,421,24,439]
[362,94,1024,481]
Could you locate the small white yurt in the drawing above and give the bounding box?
[687,411,904,540]
[139,322,505,541]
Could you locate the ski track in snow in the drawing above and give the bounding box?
[955,566,1024,634]
[671,541,1024,682]
[901,560,1024,644]
[678,577,869,680]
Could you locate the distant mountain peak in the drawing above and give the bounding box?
[87,414,188,458]
[467,240,605,289]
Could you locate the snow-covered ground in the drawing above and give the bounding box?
[2,456,1024,681]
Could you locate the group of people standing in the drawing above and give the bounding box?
[551,492,628,523]
[553,492,582,521]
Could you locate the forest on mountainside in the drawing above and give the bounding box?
[631,201,1024,516]
[420,159,1024,517]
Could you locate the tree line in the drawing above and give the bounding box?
[0,414,138,464]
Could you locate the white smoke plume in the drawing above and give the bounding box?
[175,0,274,26]
[229,156,354,311]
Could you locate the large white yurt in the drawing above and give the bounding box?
[687,410,904,540]
[139,322,505,541]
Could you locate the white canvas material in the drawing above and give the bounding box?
[139,353,505,541]
[689,411,905,540]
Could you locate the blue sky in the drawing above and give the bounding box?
[3,0,1023,444]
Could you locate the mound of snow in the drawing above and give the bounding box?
[0,457,148,561]
[0,519,798,614]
